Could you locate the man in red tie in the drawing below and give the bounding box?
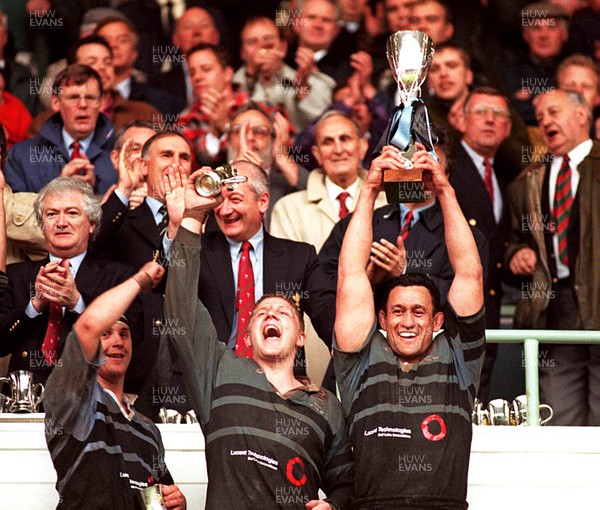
[449,86,513,400]
[3,64,117,195]
[0,177,134,390]
[197,159,337,390]
[319,127,489,304]
[506,88,600,425]
[271,111,387,252]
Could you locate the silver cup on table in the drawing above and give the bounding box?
[512,394,554,425]
[0,370,44,413]
[487,398,512,426]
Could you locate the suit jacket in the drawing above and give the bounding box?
[0,255,134,387]
[319,200,489,309]
[92,194,163,272]
[504,141,600,329]
[4,112,116,195]
[270,168,387,252]
[199,228,336,351]
[155,64,189,115]
[449,142,511,328]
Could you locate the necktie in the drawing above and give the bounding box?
[337,191,350,219]
[70,141,81,160]
[161,0,175,36]
[552,155,573,265]
[158,205,169,237]
[400,210,413,241]
[41,259,69,366]
[483,157,494,205]
[235,241,255,358]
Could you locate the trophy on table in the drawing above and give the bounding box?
[383,31,439,203]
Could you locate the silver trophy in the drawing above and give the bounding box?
[137,485,167,510]
[512,395,553,426]
[194,163,247,197]
[384,30,438,203]
[0,370,44,413]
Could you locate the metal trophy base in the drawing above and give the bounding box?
[383,168,429,203]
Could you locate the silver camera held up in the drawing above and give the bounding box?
[194,163,247,197]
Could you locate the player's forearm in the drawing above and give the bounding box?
[338,183,378,279]
[74,275,143,361]
[437,186,482,277]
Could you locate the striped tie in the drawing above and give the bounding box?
[552,155,573,266]
[400,210,413,241]
[235,241,254,358]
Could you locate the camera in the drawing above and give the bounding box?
[194,163,247,197]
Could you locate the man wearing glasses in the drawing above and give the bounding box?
[226,104,309,225]
[449,86,513,400]
[3,64,117,195]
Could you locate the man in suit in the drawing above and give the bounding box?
[226,104,309,225]
[0,177,134,388]
[93,130,191,273]
[285,0,353,83]
[154,6,222,114]
[319,131,489,306]
[199,159,337,388]
[505,89,600,425]
[271,111,386,252]
[95,16,181,116]
[4,64,117,195]
[450,86,513,400]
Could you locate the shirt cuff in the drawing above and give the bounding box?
[114,188,129,207]
[26,300,43,318]
[162,234,173,261]
[70,295,85,314]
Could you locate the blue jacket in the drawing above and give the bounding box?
[4,112,117,194]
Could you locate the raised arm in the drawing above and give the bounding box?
[335,147,404,351]
[73,262,164,362]
[413,145,484,316]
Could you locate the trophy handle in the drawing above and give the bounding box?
[32,383,44,409]
[0,377,9,390]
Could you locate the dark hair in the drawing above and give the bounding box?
[94,16,140,49]
[380,273,441,315]
[114,120,156,152]
[52,63,104,96]
[68,34,113,65]
[141,131,191,160]
[463,86,510,113]
[241,16,284,43]
[413,0,453,24]
[187,42,231,68]
[434,42,471,68]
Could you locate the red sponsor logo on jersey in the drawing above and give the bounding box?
[286,457,307,486]
[421,414,447,441]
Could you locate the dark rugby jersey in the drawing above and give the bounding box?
[166,227,354,510]
[334,305,485,510]
[44,332,172,510]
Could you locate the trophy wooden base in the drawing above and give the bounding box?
[383,168,429,203]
